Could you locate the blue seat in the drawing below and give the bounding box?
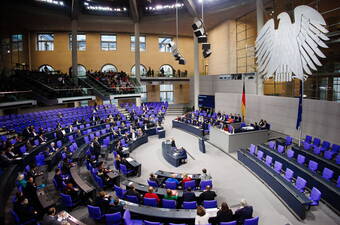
[114,185,126,199]
[183,180,196,190]
[256,151,264,160]
[147,180,158,188]
[244,216,259,225]
[144,197,157,207]
[105,212,121,225]
[285,136,292,146]
[277,145,284,154]
[295,176,307,192]
[144,220,161,225]
[297,154,305,164]
[183,201,197,209]
[162,199,176,209]
[265,155,272,166]
[60,193,78,208]
[203,200,217,208]
[324,151,334,160]
[309,187,321,206]
[284,168,294,182]
[10,209,37,225]
[286,149,294,158]
[308,160,318,172]
[120,164,135,177]
[322,168,334,180]
[165,181,177,190]
[249,144,256,155]
[220,221,237,225]
[35,153,45,166]
[88,205,104,220]
[126,195,139,204]
[200,180,212,190]
[94,175,105,188]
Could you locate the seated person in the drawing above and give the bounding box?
[107,197,124,215]
[182,173,192,184]
[148,173,160,186]
[26,164,43,179]
[210,202,234,224]
[94,191,111,214]
[234,199,253,225]
[96,161,114,184]
[13,198,38,223]
[63,182,80,201]
[17,174,27,189]
[195,206,210,225]
[125,183,142,202]
[41,207,61,225]
[54,168,70,188]
[164,189,178,201]
[60,158,75,175]
[49,142,58,153]
[144,187,160,203]
[182,187,196,202]
[165,174,180,187]
[175,147,187,163]
[198,185,217,205]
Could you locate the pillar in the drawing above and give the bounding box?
[134,22,141,81]
[256,0,264,95]
[71,19,78,82]
[194,35,199,110]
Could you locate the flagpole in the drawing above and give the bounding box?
[298,79,304,147]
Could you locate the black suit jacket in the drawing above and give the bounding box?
[234,206,253,224]
[198,190,217,204]
[182,191,196,202]
[93,141,101,155]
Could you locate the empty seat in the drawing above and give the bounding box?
[268,141,276,149]
[304,135,312,144]
[313,138,321,147]
[286,149,294,158]
[183,201,197,209]
[313,146,321,155]
[308,160,318,172]
[265,155,272,166]
[295,176,307,192]
[320,141,330,151]
[303,142,312,151]
[244,216,259,225]
[277,145,284,154]
[203,200,217,208]
[256,151,264,160]
[144,220,161,225]
[105,212,121,225]
[274,161,282,173]
[309,187,322,206]
[322,168,334,180]
[284,168,294,182]
[162,199,176,209]
[297,154,306,165]
[285,136,292,146]
[249,144,256,155]
[324,151,334,160]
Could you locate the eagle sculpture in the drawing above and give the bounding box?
[255,5,329,82]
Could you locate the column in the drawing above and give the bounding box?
[256,0,264,95]
[134,22,141,81]
[194,35,199,110]
[71,19,78,83]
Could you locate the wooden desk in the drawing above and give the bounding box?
[70,167,95,194]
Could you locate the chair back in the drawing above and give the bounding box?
[60,193,73,207]
[183,180,196,190]
[295,176,307,192]
[305,135,312,143]
[308,160,318,172]
[277,145,284,153]
[285,136,292,146]
[268,141,276,149]
[94,175,104,188]
[105,212,121,225]
[256,151,263,160]
[284,168,294,182]
[244,216,259,225]
[324,151,334,160]
[286,149,294,158]
[297,154,305,164]
[249,144,256,155]
[303,142,312,150]
[162,199,176,209]
[313,146,321,155]
[200,180,212,190]
[322,168,333,180]
[183,201,197,209]
[10,209,20,224]
[220,221,237,225]
[274,161,282,173]
[144,197,157,207]
[126,195,139,204]
[120,164,128,175]
[88,205,103,220]
[265,155,272,166]
[313,138,321,147]
[310,187,321,205]
[144,221,161,225]
[203,200,217,208]
[147,180,158,188]
[165,181,177,190]
[114,185,126,199]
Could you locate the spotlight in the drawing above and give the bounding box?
[194,28,205,37]
[192,18,203,30]
[179,57,186,65]
[198,35,208,43]
[203,49,212,58]
[202,43,211,51]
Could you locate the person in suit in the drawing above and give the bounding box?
[93,137,101,160]
[94,191,111,214]
[198,185,217,205]
[125,183,142,202]
[170,138,176,148]
[22,127,31,138]
[49,142,58,153]
[0,149,12,167]
[63,182,80,201]
[210,202,234,224]
[41,207,61,225]
[23,177,39,207]
[38,133,47,145]
[56,128,65,141]
[234,199,253,225]
[182,187,196,202]
[13,198,38,223]
[107,197,124,215]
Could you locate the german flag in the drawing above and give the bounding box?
[241,79,246,121]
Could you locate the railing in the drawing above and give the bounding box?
[0,90,34,103]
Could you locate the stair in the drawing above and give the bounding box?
[166,104,185,116]
[79,78,111,100]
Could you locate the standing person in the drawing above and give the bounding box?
[93,137,101,160]
[234,199,253,225]
[201,168,212,181]
[195,206,210,225]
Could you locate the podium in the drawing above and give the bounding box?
[199,138,206,153]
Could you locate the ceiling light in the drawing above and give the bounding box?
[36,0,64,6]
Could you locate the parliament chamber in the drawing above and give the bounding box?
[0,0,340,225]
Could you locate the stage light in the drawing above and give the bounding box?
[179,58,186,65]
[192,18,203,30]
[198,35,208,43]
[194,28,205,37]
[203,49,212,58]
[202,43,211,51]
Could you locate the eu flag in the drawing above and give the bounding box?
[296,80,303,130]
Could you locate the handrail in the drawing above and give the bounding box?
[0,90,33,94]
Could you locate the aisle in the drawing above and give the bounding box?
[129,116,340,225]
